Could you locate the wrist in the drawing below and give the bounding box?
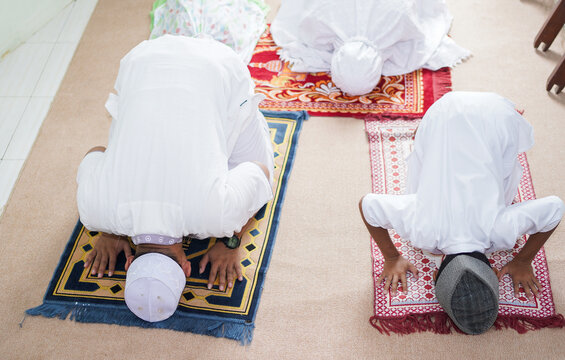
[383,253,401,262]
[219,235,241,249]
[510,256,533,265]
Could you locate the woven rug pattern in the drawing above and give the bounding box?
[248,27,451,117]
[27,111,307,344]
[365,120,565,334]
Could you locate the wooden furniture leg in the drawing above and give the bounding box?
[546,52,565,93]
[534,0,565,51]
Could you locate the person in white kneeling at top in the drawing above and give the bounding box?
[270,0,471,96]
[76,35,274,322]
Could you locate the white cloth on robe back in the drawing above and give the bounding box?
[270,0,471,95]
[362,92,565,255]
[77,35,274,241]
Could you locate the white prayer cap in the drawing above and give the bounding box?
[330,37,383,96]
[124,253,186,322]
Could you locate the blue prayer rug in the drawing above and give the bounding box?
[26,110,307,344]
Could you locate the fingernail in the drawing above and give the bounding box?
[207,284,212,289]
[219,285,224,291]
[228,282,233,288]
[238,276,243,281]
[108,272,113,277]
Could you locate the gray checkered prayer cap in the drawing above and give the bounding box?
[435,255,499,335]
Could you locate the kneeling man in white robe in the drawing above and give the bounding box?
[76,35,274,322]
[360,92,564,334]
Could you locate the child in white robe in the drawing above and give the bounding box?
[271,0,471,95]
[149,0,268,64]
[77,35,274,322]
[360,92,564,334]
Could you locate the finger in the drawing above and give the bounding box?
[122,242,133,258]
[383,274,392,293]
[235,263,243,281]
[376,273,384,286]
[98,254,108,278]
[207,264,218,290]
[524,283,534,300]
[533,277,542,292]
[91,252,101,275]
[409,263,419,279]
[390,274,399,296]
[497,267,507,281]
[186,262,192,278]
[376,273,385,287]
[400,273,408,294]
[227,267,235,289]
[199,254,209,275]
[85,249,96,268]
[513,280,520,298]
[528,280,540,298]
[108,253,116,277]
[218,265,227,291]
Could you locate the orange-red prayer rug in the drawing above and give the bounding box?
[365,120,565,335]
[249,27,452,117]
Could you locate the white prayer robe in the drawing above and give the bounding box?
[76,35,274,241]
[270,0,470,95]
[362,92,564,255]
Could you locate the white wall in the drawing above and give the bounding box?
[0,0,72,57]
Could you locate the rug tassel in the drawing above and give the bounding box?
[431,67,453,102]
[26,301,255,344]
[364,113,424,121]
[364,67,453,122]
[370,312,565,335]
[494,314,565,334]
[19,313,28,328]
[25,302,75,320]
[370,312,461,335]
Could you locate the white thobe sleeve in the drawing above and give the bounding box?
[228,108,274,186]
[76,151,106,232]
[361,194,416,236]
[220,162,273,235]
[493,196,565,249]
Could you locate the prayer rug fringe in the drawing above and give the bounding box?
[369,312,565,336]
[494,314,565,334]
[26,302,255,344]
[363,67,452,121]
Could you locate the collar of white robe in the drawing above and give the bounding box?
[330,37,383,96]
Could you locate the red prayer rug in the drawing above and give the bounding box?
[365,120,565,335]
[249,27,451,117]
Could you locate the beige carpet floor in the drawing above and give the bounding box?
[1,0,564,358]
